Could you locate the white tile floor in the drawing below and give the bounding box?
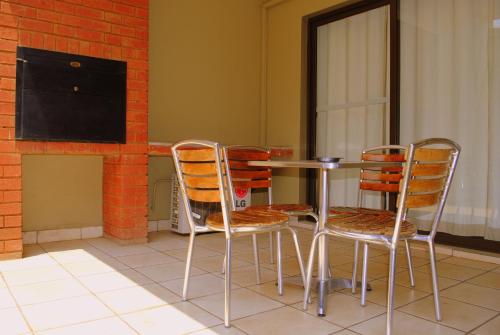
[0,228,498,335]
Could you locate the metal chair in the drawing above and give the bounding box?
[172,140,306,327]
[225,145,319,275]
[328,146,415,300]
[304,138,461,335]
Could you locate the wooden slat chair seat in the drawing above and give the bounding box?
[206,209,289,229]
[248,203,313,213]
[329,206,394,217]
[327,213,417,238]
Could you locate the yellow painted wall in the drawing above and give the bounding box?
[22,155,103,231]
[148,0,263,220]
[21,0,350,230]
[263,0,347,204]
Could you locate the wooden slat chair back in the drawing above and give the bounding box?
[359,145,406,202]
[393,139,461,243]
[225,146,315,215]
[177,148,223,203]
[172,141,232,233]
[399,149,452,208]
[226,146,272,195]
[397,139,460,242]
[330,145,406,216]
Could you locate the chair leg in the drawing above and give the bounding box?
[276,230,283,296]
[252,234,261,285]
[224,238,232,328]
[309,212,319,236]
[386,247,397,335]
[288,227,306,285]
[429,241,442,321]
[311,216,331,279]
[405,239,415,287]
[269,232,274,264]
[352,240,359,294]
[221,254,226,274]
[303,231,322,310]
[360,242,369,306]
[182,231,196,301]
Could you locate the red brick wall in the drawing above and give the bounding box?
[0,0,149,258]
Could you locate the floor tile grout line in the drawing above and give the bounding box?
[411,266,489,283]
[87,255,191,297]
[181,322,250,335]
[395,308,473,333]
[0,270,38,334]
[38,315,140,335]
[439,258,499,271]
[446,270,500,292]
[436,291,500,313]
[83,238,162,259]
[391,267,500,314]
[433,270,500,312]
[116,299,226,330]
[159,272,247,301]
[461,268,500,290]
[463,280,500,291]
[288,297,382,330]
[0,269,77,289]
[343,312,387,333]
[40,242,142,335]
[334,329,363,335]
[392,290,433,310]
[116,248,189,259]
[334,283,431,310]
[464,311,499,334]
[6,290,93,309]
[297,292,390,332]
[231,303,345,333]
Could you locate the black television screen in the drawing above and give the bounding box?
[15,47,126,143]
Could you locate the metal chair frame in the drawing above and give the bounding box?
[304,138,461,335]
[172,140,306,328]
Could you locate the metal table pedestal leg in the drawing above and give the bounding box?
[317,168,329,316]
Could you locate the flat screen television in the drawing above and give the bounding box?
[15,47,127,143]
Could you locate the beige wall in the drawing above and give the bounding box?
[148,0,263,220]
[263,0,347,204]
[21,0,351,230]
[21,1,264,230]
[22,155,103,231]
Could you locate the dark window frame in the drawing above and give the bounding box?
[305,0,500,253]
[306,0,400,206]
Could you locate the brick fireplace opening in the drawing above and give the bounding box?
[0,0,149,259]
